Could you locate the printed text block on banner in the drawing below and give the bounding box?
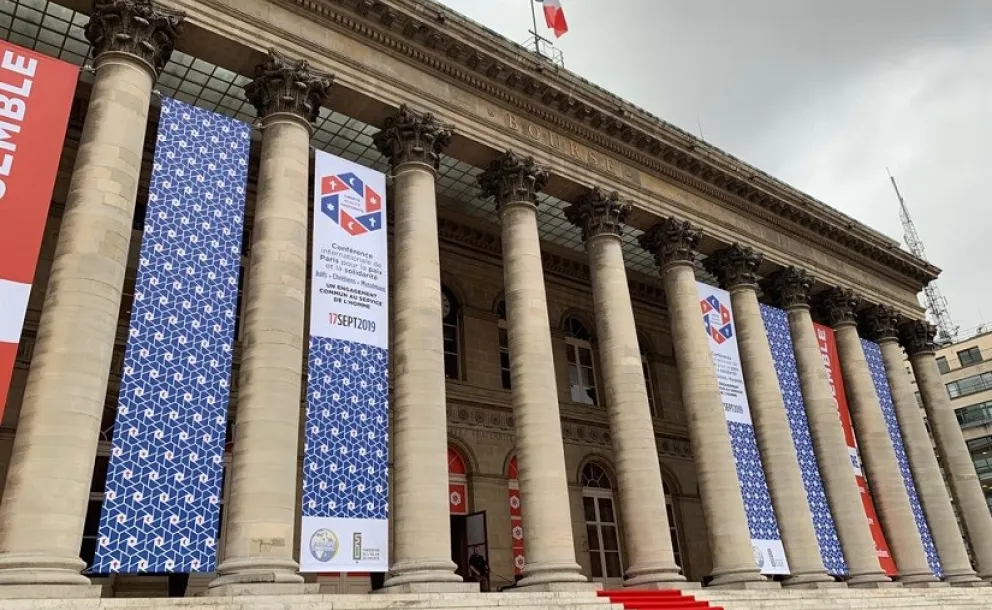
[93,98,250,573]
[697,282,789,575]
[760,304,847,576]
[862,339,942,577]
[301,151,389,572]
[0,41,78,416]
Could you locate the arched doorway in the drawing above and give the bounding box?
[448,445,487,584]
[448,446,469,515]
[507,456,526,578]
[581,462,623,586]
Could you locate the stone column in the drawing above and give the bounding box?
[478,152,589,591]
[860,307,983,586]
[564,189,685,589]
[765,269,891,587]
[0,1,183,597]
[207,51,331,596]
[372,106,469,592]
[638,219,768,589]
[817,289,938,586]
[902,320,992,583]
[706,247,836,588]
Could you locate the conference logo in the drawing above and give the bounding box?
[700,295,734,345]
[309,528,339,562]
[319,171,383,237]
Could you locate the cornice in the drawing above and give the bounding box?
[281,0,938,288]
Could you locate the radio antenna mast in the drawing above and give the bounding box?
[888,168,958,344]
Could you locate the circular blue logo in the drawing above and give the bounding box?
[309,528,339,562]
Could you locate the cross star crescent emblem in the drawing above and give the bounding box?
[319,172,383,236]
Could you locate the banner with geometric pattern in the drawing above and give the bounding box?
[861,339,943,577]
[696,282,789,575]
[300,150,389,572]
[760,304,847,576]
[93,97,250,573]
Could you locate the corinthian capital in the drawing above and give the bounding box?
[478,151,549,210]
[373,105,452,170]
[860,304,901,342]
[705,244,763,290]
[637,217,701,270]
[244,50,333,126]
[816,287,861,328]
[899,319,938,356]
[564,187,631,242]
[765,267,814,310]
[85,0,185,76]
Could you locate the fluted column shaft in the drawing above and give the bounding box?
[0,1,183,593]
[639,220,766,588]
[707,247,834,588]
[904,321,992,583]
[209,51,331,594]
[565,190,684,588]
[373,107,464,591]
[821,290,936,586]
[876,337,981,585]
[768,269,889,587]
[481,153,588,590]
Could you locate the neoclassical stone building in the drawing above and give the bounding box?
[1,0,991,601]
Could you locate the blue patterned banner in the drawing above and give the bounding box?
[93,98,249,573]
[861,339,942,577]
[761,304,847,576]
[300,151,389,572]
[696,282,788,575]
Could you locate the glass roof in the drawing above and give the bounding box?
[3,0,715,284]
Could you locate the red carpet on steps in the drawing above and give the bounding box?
[599,589,724,610]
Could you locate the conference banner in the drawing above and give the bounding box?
[301,150,389,572]
[760,304,847,576]
[814,323,897,576]
[697,282,789,575]
[93,98,250,573]
[862,339,942,577]
[0,41,77,417]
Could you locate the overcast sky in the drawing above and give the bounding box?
[438,0,992,336]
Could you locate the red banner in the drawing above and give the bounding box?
[0,41,77,417]
[815,323,897,576]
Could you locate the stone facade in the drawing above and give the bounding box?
[0,0,989,601]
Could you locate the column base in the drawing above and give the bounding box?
[623,565,691,590]
[782,574,846,589]
[847,577,901,589]
[0,584,103,599]
[514,561,595,591]
[207,556,304,594]
[512,581,601,592]
[900,579,949,588]
[379,581,480,593]
[0,553,90,587]
[943,569,988,587]
[204,582,320,596]
[950,579,990,587]
[708,567,776,589]
[624,580,702,591]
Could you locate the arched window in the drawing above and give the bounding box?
[448,446,469,515]
[441,285,461,380]
[507,456,526,575]
[663,479,683,570]
[581,463,622,582]
[565,316,598,405]
[639,335,659,418]
[496,298,511,389]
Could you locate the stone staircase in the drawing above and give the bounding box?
[692,587,992,610]
[5,587,992,610]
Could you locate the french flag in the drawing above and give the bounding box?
[536,0,568,38]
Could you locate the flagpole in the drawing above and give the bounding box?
[529,0,542,56]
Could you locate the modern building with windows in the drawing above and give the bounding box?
[2,0,992,605]
[908,330,992,515]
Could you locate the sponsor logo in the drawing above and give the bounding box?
[309,528,339,562]
[353,533,362,561]
[319,172,383,236]
[700,295,734,344]
[752,544,765,568]
[328,312,376,332]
